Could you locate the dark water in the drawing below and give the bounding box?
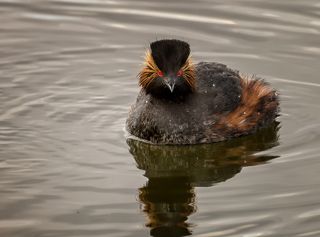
[1,0,320,236]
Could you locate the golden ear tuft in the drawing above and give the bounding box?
[138,51,159,89]
[138,51,196,92]
[181,57,196,91]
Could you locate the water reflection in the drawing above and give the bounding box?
[127,123,279,237]
[139,176,195,237]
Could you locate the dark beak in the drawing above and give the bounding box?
[164,76,176,93]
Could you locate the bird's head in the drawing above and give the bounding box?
[138,39,196,98]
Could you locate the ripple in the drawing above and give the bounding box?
[102,8,236,25]
[0,219,39,229]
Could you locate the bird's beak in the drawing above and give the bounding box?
[164,76,176,93]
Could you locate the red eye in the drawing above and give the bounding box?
[177,70,183,77]
[157,71,164,77]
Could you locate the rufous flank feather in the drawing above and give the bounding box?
[217,74,278,136]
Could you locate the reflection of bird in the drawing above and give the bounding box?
[139,176,195,237]
[126,39,279,144]
[128,123,279,236]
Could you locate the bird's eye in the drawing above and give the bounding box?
[157,71,164,77]
[177,70,183,77]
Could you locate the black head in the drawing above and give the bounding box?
[151,39,190,74]
[139,39,196,99]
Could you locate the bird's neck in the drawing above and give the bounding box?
[147,88,193,102]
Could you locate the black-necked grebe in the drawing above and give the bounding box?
[126,39,279,144]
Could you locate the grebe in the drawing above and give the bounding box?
[126,39,279,144]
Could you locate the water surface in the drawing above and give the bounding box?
[1,0,320,236]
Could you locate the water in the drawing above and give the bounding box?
[0,0,320,236]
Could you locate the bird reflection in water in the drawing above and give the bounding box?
[127,122,280,237]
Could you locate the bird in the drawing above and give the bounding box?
[126,39,279,145]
